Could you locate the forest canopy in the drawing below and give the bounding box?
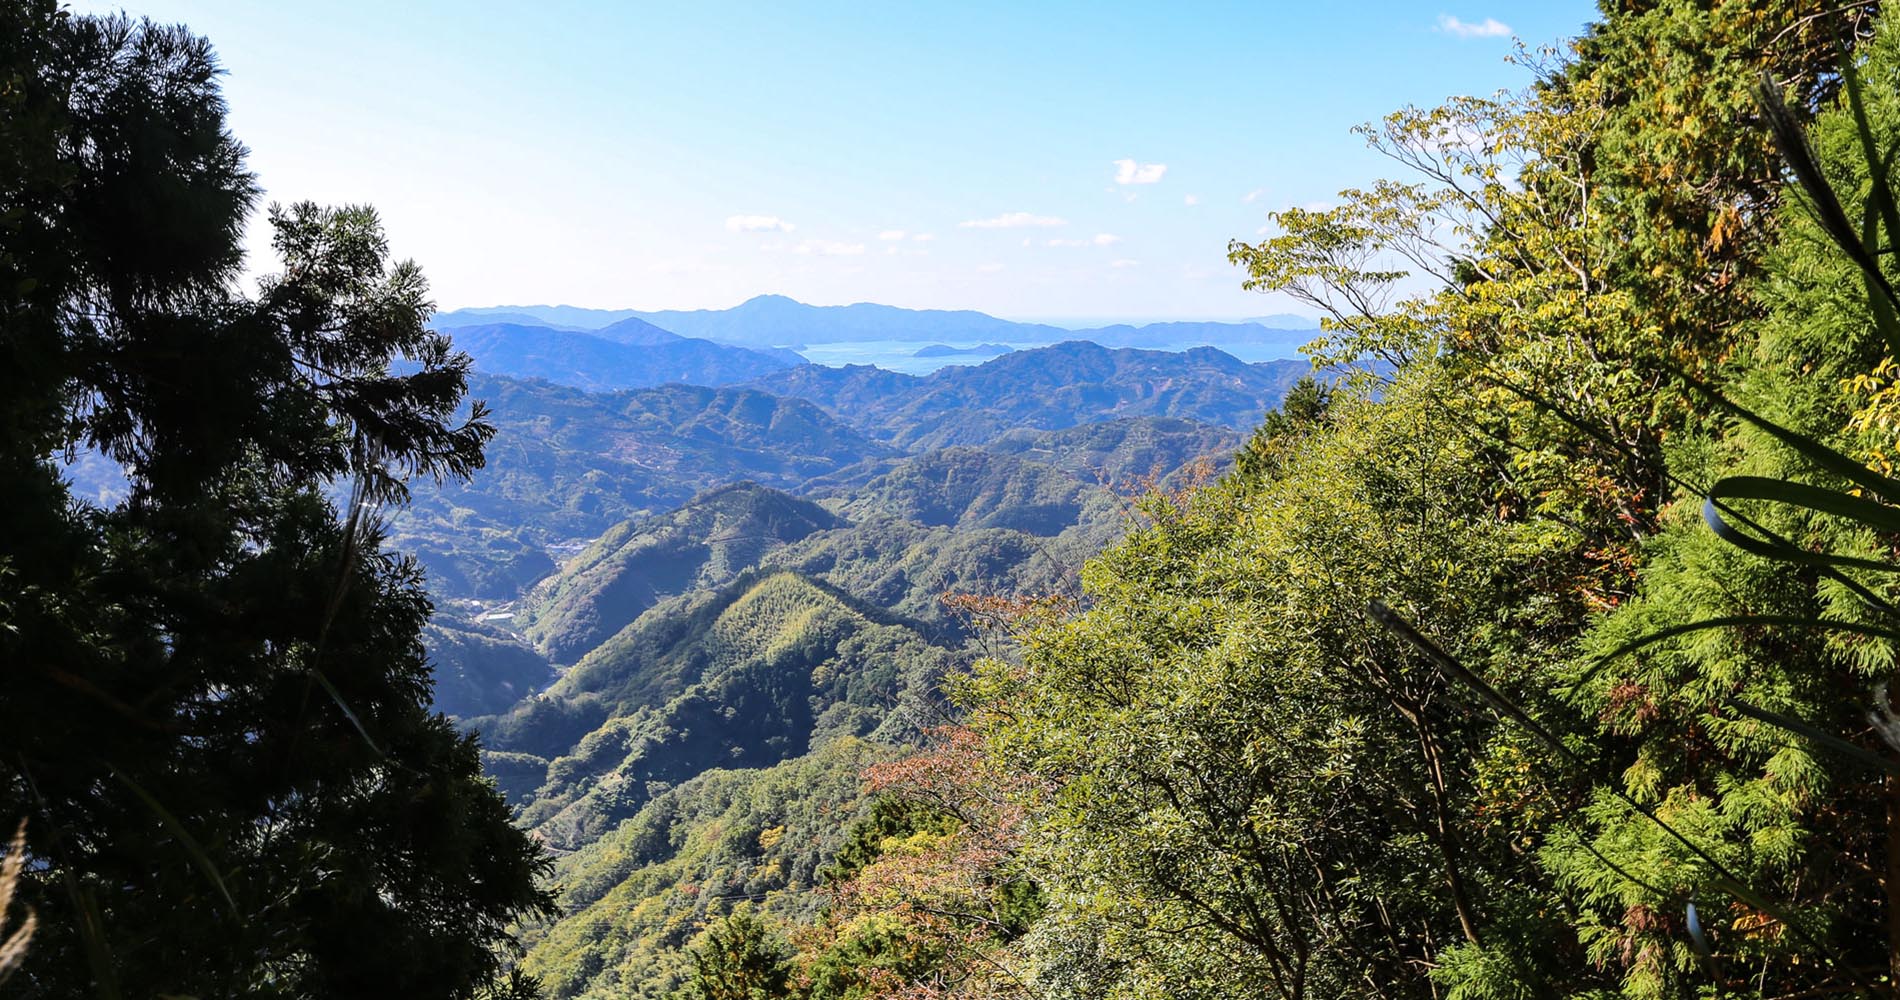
[734,2,1900,999]
[16,2,1900,1000]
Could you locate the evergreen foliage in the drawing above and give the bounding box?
[0,7,551,996]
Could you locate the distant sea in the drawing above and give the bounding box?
[795,338,1312,376]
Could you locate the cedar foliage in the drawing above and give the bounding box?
[0,6,551,997]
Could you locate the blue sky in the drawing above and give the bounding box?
[84,1,1599,321]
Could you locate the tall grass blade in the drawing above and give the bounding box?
[1567,614,1900,692]
[1711,475,1900,533]
[1702,493,1900,573]
[105,765,239,919]
[1679,373,1900,499]
[1758,73,1900,345]
[1728,698,1900,776]
[0,820,34,988]
[1843,51,1900,263]
[304,669,382,757]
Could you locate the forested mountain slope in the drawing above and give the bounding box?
[983,416,1244,486]
[521,483,842,664]
[390,350,1282,602]
[747,340,1309,448]
[387,375,895,598]
[451,426,1220,996]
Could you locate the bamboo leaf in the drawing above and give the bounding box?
[1844,51,1900,269]
[1679,375,1900,499]
[1702,494,1900,573]
[1711,475,1900,533]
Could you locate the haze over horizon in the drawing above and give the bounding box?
[445,291,1323,330]
[80,1,1595,319]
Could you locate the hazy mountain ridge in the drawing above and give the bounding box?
[446,323,794,392]
[747,340,1310,448]
[395,343,1294,602]
[435,294,1318,349]
[389,376,895,599]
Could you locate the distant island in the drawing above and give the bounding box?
[913,343,1014,358]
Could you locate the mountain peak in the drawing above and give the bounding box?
[739,293,802,307]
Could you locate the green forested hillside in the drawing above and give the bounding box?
[834,448,1093,535]
[452,417,1215,995]
[518,742,889,1000]
[388,376,896,598]
[510,572,951,846]
[745,341,1311,448]
[521,483,843,664]
[982,416,1244,487]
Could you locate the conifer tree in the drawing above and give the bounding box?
[0,6,552,997]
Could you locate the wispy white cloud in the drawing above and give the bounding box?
[877,229,907,241]
[1113,158,1168,185]
[1242,188,1267,204]
[726,214,795,233]
[959,211,1067,229]
[793,239,866,256]
[913,232,937,242]
[1184,194,1201,206]
[1110,259,1141,269]
[1436,14,1511,37]
[1047,233,1123,248]
[976,263,1006,274]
